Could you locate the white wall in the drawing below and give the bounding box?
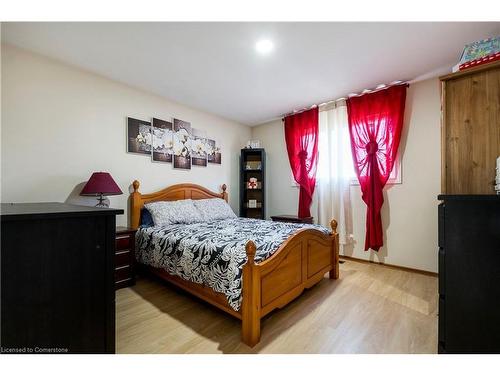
[1,44,251,226]
[252,78,441,272]
[1,42,442,272]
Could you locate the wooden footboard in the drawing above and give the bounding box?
[129,180,339,348]
[241,220,339,347]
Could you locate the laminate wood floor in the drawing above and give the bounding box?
[116,259,437,353]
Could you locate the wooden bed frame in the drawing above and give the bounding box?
[130,180,339,347]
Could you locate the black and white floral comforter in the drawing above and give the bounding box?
[136,218,330,311]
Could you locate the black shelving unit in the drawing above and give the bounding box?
[240,148,265,219]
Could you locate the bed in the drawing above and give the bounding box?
[130,180,339,347]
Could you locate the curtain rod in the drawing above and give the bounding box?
[281,81,410,120]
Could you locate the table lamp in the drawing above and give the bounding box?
[80,172,122,207]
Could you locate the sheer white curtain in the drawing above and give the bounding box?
[316,101,353,250]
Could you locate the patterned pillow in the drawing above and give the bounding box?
[193,198,237,221]
[144,199,203,226]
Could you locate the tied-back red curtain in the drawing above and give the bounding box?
[284,107,319,218]
[347,85,407,251]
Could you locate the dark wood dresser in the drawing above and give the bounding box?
[438,195,500,354]
[0,202,123,354]
[115,227,137,290]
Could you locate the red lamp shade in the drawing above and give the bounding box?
[80,172,122,196]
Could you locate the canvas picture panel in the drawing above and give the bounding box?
[127,117,152,155]
[173,118,192,169]
[152,117,173,163]
[207,139,222,164]
[191,128,208,167]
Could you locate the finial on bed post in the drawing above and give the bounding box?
[330,219,338,235]
[329,219,340,280]
[130,180,141,230]
[133,180,140,193]
[245,240,257,265]
[242,239,260,347]
[221,183,228,202]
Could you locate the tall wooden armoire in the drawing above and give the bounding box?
[438,61,500,354]
[440,61,500,194]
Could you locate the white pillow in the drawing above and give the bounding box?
[193,198,237,221]
[144,199,203,226]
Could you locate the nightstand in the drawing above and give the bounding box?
[115,226,137,290]
[270,214,314,224]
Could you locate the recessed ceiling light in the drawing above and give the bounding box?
[255,39,274,55]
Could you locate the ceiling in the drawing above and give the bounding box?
[2,22,500,125]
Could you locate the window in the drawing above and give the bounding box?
[291,111,402,187]
[315,113,401,186]
[349,154,402,185]
[348,114,402,185]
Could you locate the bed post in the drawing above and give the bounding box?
[130,180,142,230]
[221,184,228,202]
[241,240,261,347]
[329,219,339,280]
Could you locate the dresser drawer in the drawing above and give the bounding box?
[115,278,134,289]
[115,249,133,268]
[115,228,136,290]
[115,265,132,282]
[116,235,132,250]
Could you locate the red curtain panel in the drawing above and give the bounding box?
[347,85,407,251]
[284,107,319,218]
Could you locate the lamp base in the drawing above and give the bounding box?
[95,194,109,208]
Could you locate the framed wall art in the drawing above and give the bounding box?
[127,115,222,169]
[151,117,173,163]
[191,128,208,167]
[173,118,192,169]
[127,117,152,155]
[207,139,221,164]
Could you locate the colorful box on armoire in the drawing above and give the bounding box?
[458,36,500,71]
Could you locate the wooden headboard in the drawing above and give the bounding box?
[130,180,228,229]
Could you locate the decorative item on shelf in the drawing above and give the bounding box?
[247,177,259,189]
[250,140,261,149]
[245,161,262,170]
[248,199,258,208]
[454,36,500,72]
[80,172,123,208]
